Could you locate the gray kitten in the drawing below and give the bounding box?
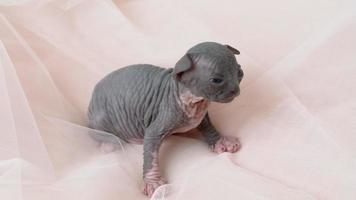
[88,42,243,196]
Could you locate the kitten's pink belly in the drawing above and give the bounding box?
[172,113,207,133]
[128,115,205,144]
[128,119,203,144]
[128,98,208,143]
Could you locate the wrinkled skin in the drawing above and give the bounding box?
[87,42,243,197]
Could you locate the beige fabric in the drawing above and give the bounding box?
[0,0,356,199]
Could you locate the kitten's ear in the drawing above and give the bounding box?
[225,44,240,55]
[174,53,194,80]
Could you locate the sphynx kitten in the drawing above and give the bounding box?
[88,42,244,197]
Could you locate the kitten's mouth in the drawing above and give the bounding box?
[216,90,240,103]
[221,96,236,103]
[214,95,235,103]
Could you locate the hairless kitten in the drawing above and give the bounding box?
[87,42,244,197]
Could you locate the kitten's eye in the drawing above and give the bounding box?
[210,78,223,84]
[238,69,244,78]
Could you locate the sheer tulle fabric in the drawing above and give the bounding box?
[0,0,355,199]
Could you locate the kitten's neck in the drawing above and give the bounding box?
[170,76,209,117]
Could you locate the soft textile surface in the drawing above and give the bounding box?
[1,0,356,199]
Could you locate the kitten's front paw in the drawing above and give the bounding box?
[210,136,241,153]
[142,177,167,197]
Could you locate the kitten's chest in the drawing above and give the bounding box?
[173,92,209,133]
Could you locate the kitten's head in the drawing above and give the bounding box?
[173,42,243,103]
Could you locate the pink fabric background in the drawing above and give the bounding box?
[0,0,355,199]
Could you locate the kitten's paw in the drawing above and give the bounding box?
[210,136,241,153]
[142,177,167,197]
